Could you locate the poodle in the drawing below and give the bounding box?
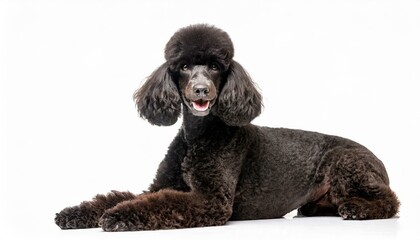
[55,24,399,231]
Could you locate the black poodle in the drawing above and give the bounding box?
[55,24,399,231]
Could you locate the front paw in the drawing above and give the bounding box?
[99,208,146,232]
[55,204,100,229]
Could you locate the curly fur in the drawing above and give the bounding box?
[55,24,399,231]
[133,63,181,126]
[216,60,262,126]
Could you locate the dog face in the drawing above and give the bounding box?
[176,63,223,117]
[134,24,262,126]
[165,24,233,117]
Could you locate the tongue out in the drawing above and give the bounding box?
[192,100,210,112]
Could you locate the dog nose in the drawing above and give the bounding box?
[193,84,210,97]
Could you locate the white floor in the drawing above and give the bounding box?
[1,209,417,240]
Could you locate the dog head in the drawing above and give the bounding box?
[134,24,262,126]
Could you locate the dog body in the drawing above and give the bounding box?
[228,126,389,220]
[55,24,399,231]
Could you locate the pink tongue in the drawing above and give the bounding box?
[192,101,210,111]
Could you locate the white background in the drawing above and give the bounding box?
[1,0,419,239]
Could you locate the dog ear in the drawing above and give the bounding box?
[216,60,262,126]
[133,63,181,126]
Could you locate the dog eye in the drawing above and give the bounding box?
[181,64,189,71]
[210,64,219,71]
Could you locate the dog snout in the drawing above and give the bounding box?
[193,84,210,97]
[186,66,217,100]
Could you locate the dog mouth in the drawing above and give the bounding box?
[184,97,216,116]
[192,99,211,112]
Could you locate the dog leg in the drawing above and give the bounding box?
[55,190,136,229]
[299,185,398,219]
[99,189,232,231]
[325,146,399,220]
[298,194,338,217]
[337,185,399,220]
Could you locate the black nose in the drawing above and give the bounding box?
[193,85,210,97]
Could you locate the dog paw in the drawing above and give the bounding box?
[338,202,368,220]
[55,204,99,229]
[298,202,317,216]
[99,209,146,232]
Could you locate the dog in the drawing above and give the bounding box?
[55,24,399,231]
